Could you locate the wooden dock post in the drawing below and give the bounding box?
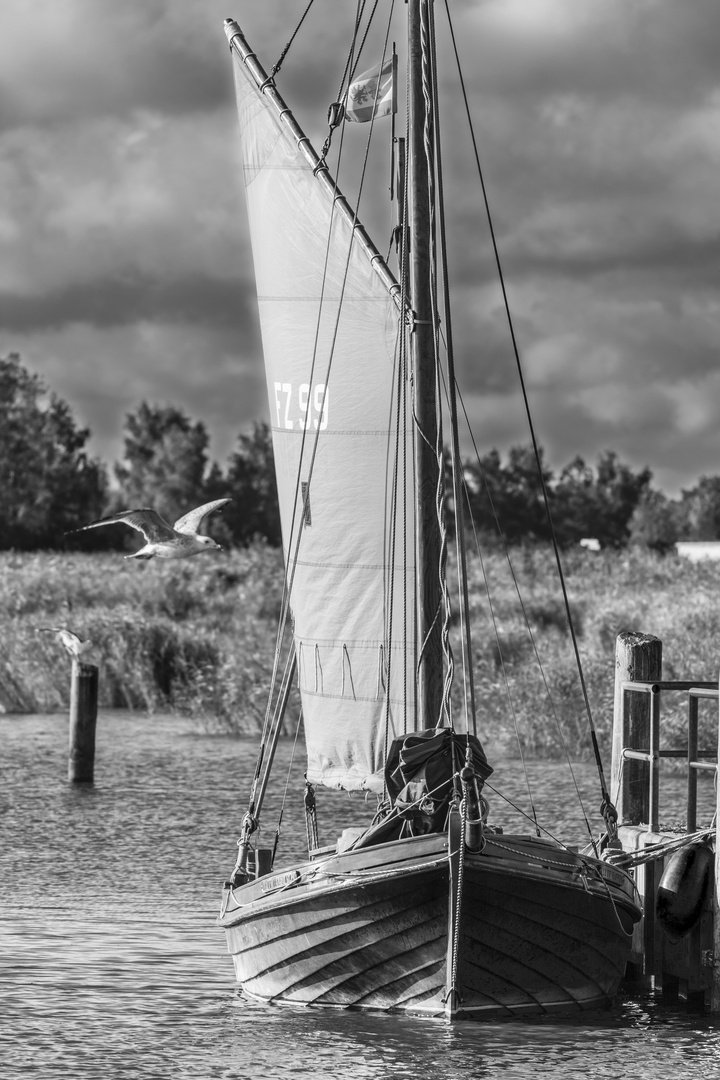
[611,632,662,824]
[612,632,662,982]
[68,661,98,784]
[713,673,720,1012]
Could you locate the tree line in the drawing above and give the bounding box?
[0,353,279,552]
[0,351,714,553]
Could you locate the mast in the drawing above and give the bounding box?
[408,0,443,729]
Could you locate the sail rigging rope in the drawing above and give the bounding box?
[317,0,377,167]
[228,5,348,850]
[381,0,407,776]
[460,394,597,846]
[434,356,540,832]
[411,0,454,734]
[268,0,373,681]
[270,707,304,869]
[283,4,398,606]
[434,351,601,841]
[382,315,409,776]
[441,0,618,837]
[399,47,414,741]
[347,0,383,84]
[244,642,296,833]
[244,2,394,788]
[284,0,394,581]
[455,470,541,834]
[247,0,404,820]
[240,0,372,797]
[430,336,597,844]
[268,0,318,81]
[428,0,478,740]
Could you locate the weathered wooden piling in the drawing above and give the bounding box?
[611,630,662,984]
[68,661,98,783]
[713,679,720,1012]
[611,631,662,825]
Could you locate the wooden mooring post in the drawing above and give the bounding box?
[611,630,720,1008]
[68,661,98,784]
[714,686,720,1012]
[612,631,662,826]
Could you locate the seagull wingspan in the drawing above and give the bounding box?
[78,508,176,543]
[37,627,91,654]
[173,498,231,536]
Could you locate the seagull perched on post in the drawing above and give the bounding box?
[37,627,94,660]
[71,498,231,560]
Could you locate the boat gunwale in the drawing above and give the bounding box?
[219,830,640,926]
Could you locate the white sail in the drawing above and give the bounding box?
[231,47,415,792]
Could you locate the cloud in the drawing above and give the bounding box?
[0,109,251,295]
[11,319,268,467]
[1,0,720,498]
[0,273,258,333]
[455,0,720,107]
[0,0,232,130]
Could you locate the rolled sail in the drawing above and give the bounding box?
[230,37,415,792]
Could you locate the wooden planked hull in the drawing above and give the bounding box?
[219,832,640,1019]
[455,839,639,1017]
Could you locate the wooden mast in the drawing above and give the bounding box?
[408,0,443,730]
[407,8,458,1012]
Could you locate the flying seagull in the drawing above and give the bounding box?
[72,498,231,560]
[37,627,94,660]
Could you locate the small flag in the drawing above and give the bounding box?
[344,56,396,123]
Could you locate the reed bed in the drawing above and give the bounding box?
[1,544,718,759]
[0,546,288,730]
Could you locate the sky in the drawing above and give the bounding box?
[1,0,719,495]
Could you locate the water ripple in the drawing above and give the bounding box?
[1,712,718,1079]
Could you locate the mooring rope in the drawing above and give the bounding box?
[603,828,716,869]
[441,0,618,841]
[447,799,467,1010]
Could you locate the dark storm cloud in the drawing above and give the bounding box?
[508,230,720,287]
[450,303,537,397]
[2,0,720,488]
[0,51,229,133]
[453,0,720,108]
[0,273,258,337]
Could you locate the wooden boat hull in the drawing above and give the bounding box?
[219,832,641,1019]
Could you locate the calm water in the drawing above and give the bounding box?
[1,711,719,1079]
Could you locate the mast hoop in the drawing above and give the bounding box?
[407,312,439,335]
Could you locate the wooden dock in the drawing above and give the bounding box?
[611,631,719,1008]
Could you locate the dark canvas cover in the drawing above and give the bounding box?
[384,728,492,833]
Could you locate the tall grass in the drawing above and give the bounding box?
[1,544,718,758]
[0,545,292,730]
[456,543,720,760]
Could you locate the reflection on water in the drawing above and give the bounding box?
[1,711,718,1079]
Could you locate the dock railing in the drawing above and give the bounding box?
[611,631,719,1008]
[618,680,717,833]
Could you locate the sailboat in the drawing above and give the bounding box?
[218,4,641,1020]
